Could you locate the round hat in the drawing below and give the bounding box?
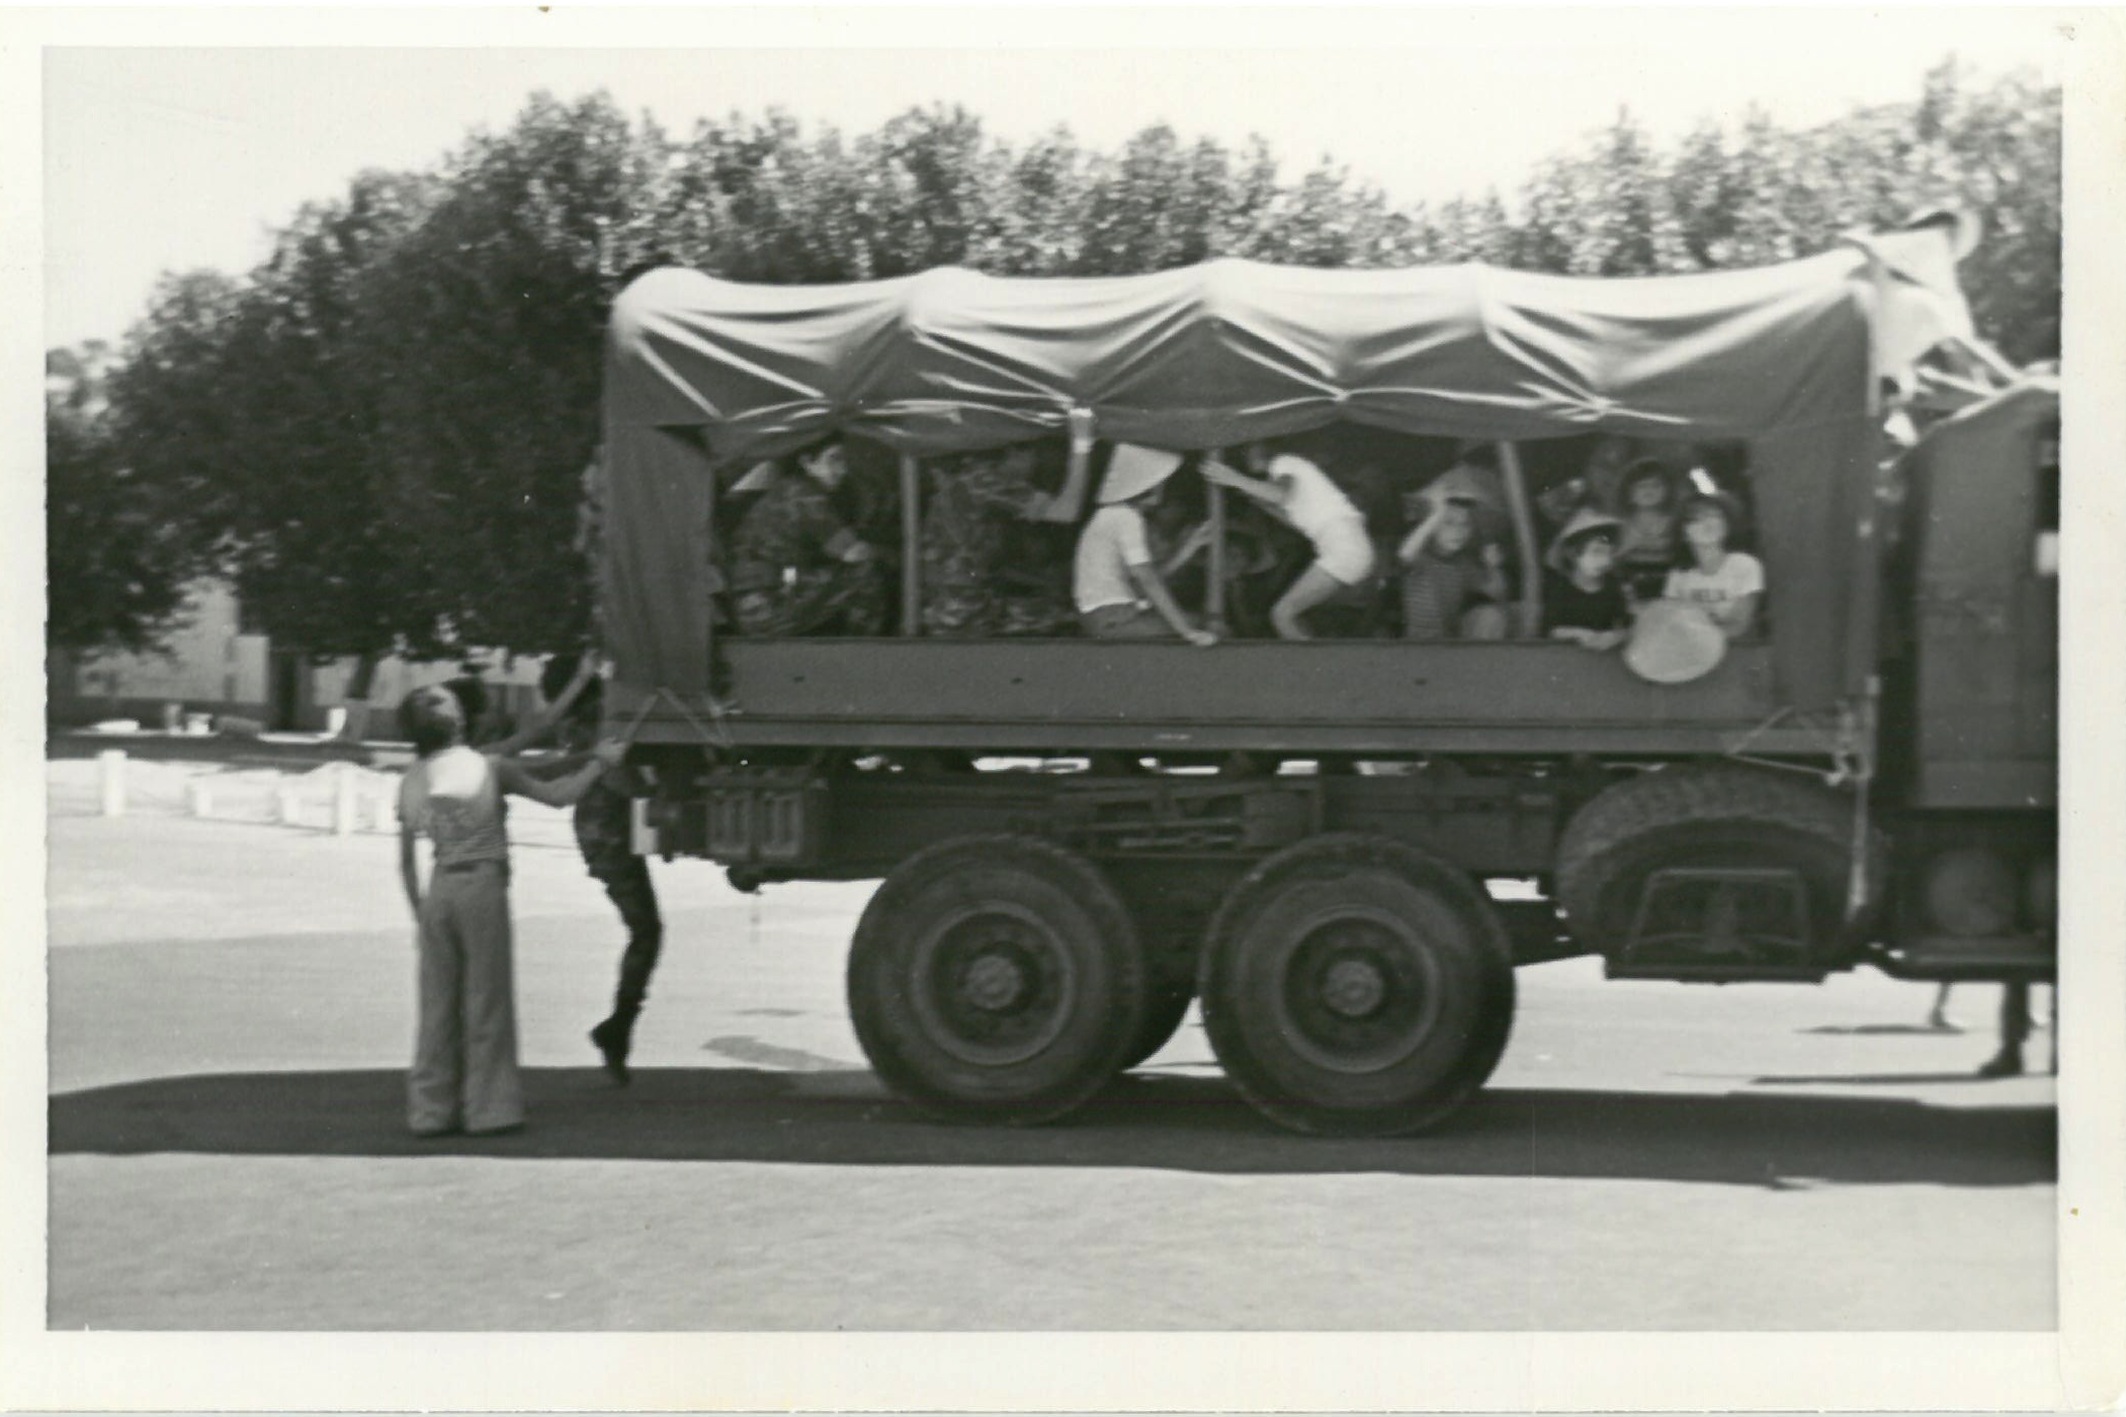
[1414,461,1509,538]
[1419,460,1505,512]
[1624,599,1728,685]
[729,460,781,495]
[1545,506,1624,575]
[1098,443,1185,504]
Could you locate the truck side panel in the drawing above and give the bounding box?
[614,639,1823,757]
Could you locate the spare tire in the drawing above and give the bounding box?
[1554,766,1868,959]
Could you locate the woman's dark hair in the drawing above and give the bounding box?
[538,650,604,746]
[398,688,462,759]
[538,651,586,704]
[1679,489,1745,534]
[1619,458,1675,504]
[442,674,487,726]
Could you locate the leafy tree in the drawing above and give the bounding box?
[988,125,1093,274]
[365,92,660,656]
[861,104,1007,275]
[1921,62,2060,362]
[1074,125,1214,274]
[46,341,210,655]
[1421,190,1516,265]
[217,170,443,661]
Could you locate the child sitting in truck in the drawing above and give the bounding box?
[1610,459,1681,604]
[1073,444,1217,645]
[1542,507,1631,651]
[1396,486,1510,640]
[1663,491,1764,639]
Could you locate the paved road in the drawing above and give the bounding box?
[46,809,2055,1330]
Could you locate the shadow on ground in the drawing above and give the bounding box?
[1752,1070,2053,1086]
[49,1068,2054,1189]
[1802,1023,1965,1036]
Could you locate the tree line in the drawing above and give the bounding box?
[47,57,2059,664]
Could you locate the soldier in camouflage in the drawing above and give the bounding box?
[728,442,886,637]
[529,656,664,1085]
[921,443,1077,637]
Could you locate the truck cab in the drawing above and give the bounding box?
[1876,378,2059,979]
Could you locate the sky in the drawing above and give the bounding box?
[40,8,2072,350]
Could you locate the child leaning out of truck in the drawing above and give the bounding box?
[1663,490,1763,640]
[1542,507,1632,651]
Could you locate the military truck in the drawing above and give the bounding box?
[597,221,2057,1135]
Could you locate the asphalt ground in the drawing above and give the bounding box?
[46,803,2055,1331]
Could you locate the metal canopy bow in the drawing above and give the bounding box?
[601,226,1976,710]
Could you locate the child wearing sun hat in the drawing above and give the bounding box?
[1543,506,1631,651]
[1072,444,1217,644]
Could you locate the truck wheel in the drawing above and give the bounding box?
[1553,766,1862,955]
[847,835,1148,1125]
[1197,834,1515,1136]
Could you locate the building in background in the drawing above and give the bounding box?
[47,578,548,738]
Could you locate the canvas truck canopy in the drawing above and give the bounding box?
[603,224,1976,711]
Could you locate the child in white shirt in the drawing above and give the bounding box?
[1663,492,1763,640]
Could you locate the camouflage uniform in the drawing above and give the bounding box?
[574,766,662,1036]
[920,452,1074,637]
[729,472,886,637]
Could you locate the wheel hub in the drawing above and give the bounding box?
[1321,958,1387,1018]
[909,905,1081,1067]
[961,950,1029,1011]
[1275,910,1448,1074]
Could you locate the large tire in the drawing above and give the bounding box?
[1553,765,1862,957]
[847,835,1148,1125]
[1198,834,1515,1136]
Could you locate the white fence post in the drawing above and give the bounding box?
[331,762,358,836]
[276,783,301,828]
[186,777,215,818]
[97,750,126,817]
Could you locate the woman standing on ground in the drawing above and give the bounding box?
[396,684,622,1138]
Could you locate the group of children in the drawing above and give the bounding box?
[1542,461,1765,651]
[1070,439,1766,651]
[707,427,1766,651]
